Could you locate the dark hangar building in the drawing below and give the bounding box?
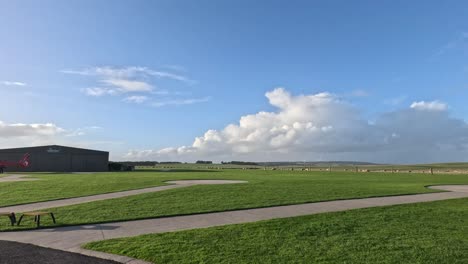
[0,145,109,172]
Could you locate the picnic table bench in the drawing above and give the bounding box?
[17,212,56,228]
[0,212,16,226]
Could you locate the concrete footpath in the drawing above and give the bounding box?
[0,174,40,183]
[0,185,467,263]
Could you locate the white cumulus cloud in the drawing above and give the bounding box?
[81,87,118,97]
[125,88,468,163]
[410,101,448,111]
[0,121,65,148]
[0,121,110,150]
[101,79,153,93]
[61,66,192,83]
[0,121,64,138]
[151,97,211,107]
[124,95,149,104]
[63,66,206,107]
[2,81,27,87]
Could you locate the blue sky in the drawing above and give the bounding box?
[1,1,468,163]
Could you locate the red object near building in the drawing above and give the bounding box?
[0,153,30,173]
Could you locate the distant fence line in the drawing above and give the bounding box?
[136,164,468,174]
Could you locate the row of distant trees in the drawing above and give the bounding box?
[195,160,213,164]
[118,161,183,166]
[221,161,259,166]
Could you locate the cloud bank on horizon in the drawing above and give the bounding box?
[2,88,467,163]
[0,121,106,150]
[125,88,468,163]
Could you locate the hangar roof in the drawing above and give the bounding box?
[0,145,109,154]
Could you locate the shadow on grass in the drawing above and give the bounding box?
[45,224,120,232]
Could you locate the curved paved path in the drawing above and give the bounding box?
[0,174,39,183]
[0,179,247,213]
[1,185,468,263]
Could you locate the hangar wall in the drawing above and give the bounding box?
[0,145,109,172]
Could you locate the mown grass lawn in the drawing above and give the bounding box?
[0,170,221,207]
[0,172,166,207]
[2,169,468,230]
[85,197,468,264]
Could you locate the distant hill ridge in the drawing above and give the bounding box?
[115,161,382,167]
[256,161,382,166]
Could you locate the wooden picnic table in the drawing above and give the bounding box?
[17,212,56,228]
[0,212,16,226]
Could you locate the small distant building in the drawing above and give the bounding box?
[0,145,109,172]
[108,162,135,171]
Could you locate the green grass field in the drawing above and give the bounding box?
[85,197,468,264]
[2,169,468,230]
[0,172,174,207]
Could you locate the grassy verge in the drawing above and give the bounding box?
[2,170,468,230]
[85,197,468,264]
